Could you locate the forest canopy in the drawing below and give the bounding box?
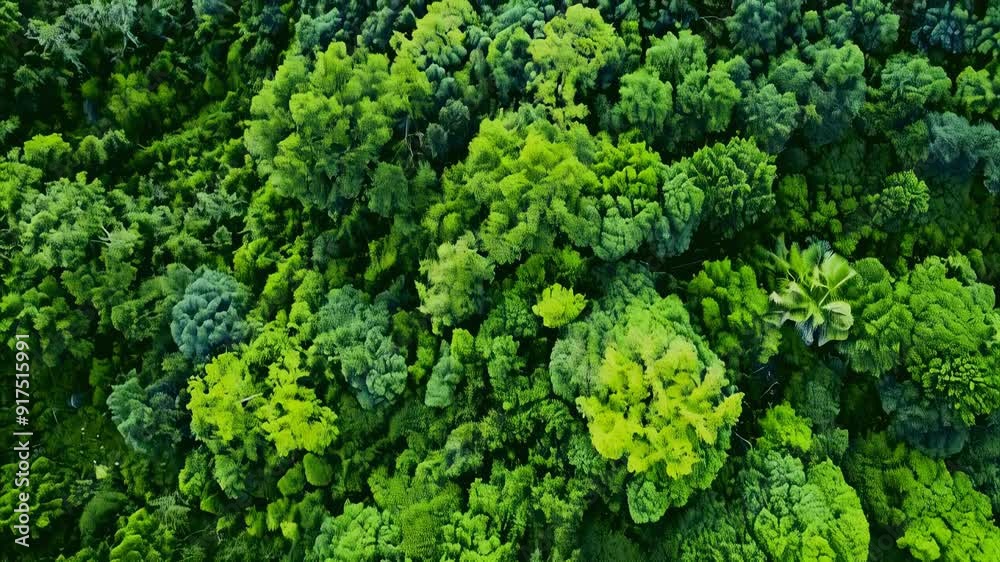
[3,0,1000,561]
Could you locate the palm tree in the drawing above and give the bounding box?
[767,237,856,346]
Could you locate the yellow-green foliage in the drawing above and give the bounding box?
[576,295,742,523]
[532,283,586,328]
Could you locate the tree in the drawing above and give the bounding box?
[822,0,899,52]
[911,3,976,55]
[25,16,85,71]
[766,239,856,347]
[107,374,184,455]
[79,491,128,543]
[568,288,743,523]
[727,0,804,58]
[645,29,707,85]
[953,67,995,118]
[901,258,1000,425]
[756,402,813,454]
[0,457,73,548]
[739,452,869,561]
[440,508,515,561]
[847,256,1000,431]
[738,83,800,153]
[439,463,587,561]
[526,5,625,122]
[310,286,408,409]
[879,377,970,458]
[923,112,1000,194]
[685,259,780,376]
[840,258,911,378]
[977,5,1000,58]
[257,351,340,457]
[244,41,430,215]
[106,71,177,138]
[590,131,704,260]
[657,491,766,562]
[487,23,532,104]
[956,411,1000,514]
[368,456,462,559]
[863,54,950,136]
[309,501,402,562]
[21,133,72,175]
[532,283,586,328]
[358,0,422,51]
[425,115,602,264]
[659,401,867,561]
[654,163,705,257]
[868,171,930,232]
[390,0,482,107]
[17,171,111,270]
[109,508,175,562]
[682,137,776,239]
[187,328,339,497]
[425,113,705,267]
[170,268,249,361]
[389,0,486,157]
[769,42,866,147]
[846,433,1000,561]
[186,352,262,497]
[633,31,748,149]
[612,69,672,142]
[417,233,495,334]
[424,331,475,408]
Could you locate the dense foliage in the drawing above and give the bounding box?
[3,0,1000,560]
